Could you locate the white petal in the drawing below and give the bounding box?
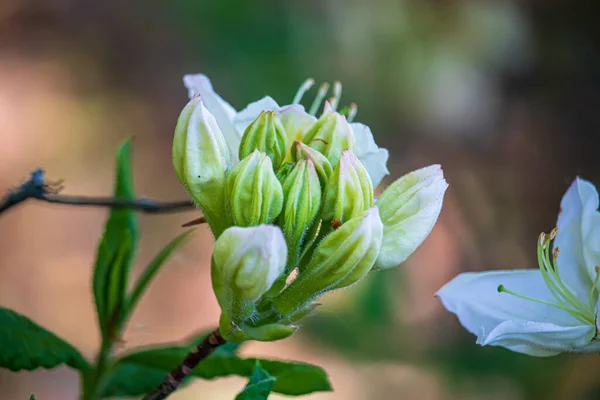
[555,178,599,297]
[437,270,584,353]
[183,74,236,118]
[232,96,281,136]
[576,178,600,281]
[350,123,389,188]
[481,320,595,356]
[183,74,241,159]
[350,122,379,153]
[360,148,390,189]
[279,104,317,143]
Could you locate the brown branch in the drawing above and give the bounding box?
[0,169,197,215]
[142,329,226,400]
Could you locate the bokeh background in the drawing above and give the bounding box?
[2,0,600,399]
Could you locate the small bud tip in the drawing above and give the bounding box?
[497,285,505,293]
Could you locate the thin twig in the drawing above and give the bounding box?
[143,329,226,400]
[0,169,197,215]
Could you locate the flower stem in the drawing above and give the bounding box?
[142,329,226,400]
[81,339,113,400]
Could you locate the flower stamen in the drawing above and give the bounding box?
[293,78,315,104]
[328,81,343,111]
[499,230,596,325]
[497,284,588,319]
[309,83,330,116]
[347,103,358,123]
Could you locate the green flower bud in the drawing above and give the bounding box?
[322,149,373,224]
[172,96,232,237]
[291,141,333,189]
[239,111,288,170]
[274,207,383,316]
[302,102,355,167]
[212,225,287,323]
[226,150,284,226]
[280,158,322,267]
[374,165,448,269]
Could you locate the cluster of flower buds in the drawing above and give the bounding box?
[173,74,448,342]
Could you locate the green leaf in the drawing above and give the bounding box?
[100,330,331,397]
[247,358,330,396]
[99,362,171,398]
[93,139,139,338]
[98,330,240,397]
[126,229,194,318]
[235,362,275,400]
[0,307,90,372]
[30,395,35,400]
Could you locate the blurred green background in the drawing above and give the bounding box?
[2,0,600,399]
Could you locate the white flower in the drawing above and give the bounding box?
[183,73,389,186]
[437,177,600,356]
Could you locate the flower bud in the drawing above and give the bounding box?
[239,111,288,170]
[291,141,332,189]
[212,225,287,323]
[302,102,355,167]
[274,207,383,316]
[321,149,373,224]
[172,96,232,236]
[280,158,322,267]
[226,150,284,226]
[374,164,448,269]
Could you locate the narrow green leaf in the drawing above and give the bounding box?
[235,362,275,400]
[93,139,138,338]
[0,307,90,372]
[126,229,194,317]
[100,330,331,397]
[30,395,35,400]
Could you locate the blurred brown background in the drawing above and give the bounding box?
[2,0,600,399]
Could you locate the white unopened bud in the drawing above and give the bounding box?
[212,225,287,323]
[374,165,448,269]
[172,96,233,237]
